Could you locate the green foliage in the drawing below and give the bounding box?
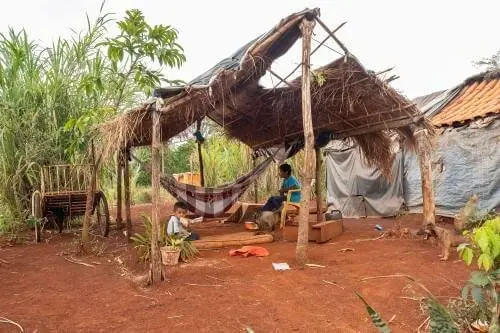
[427,298,459,333]
[459,216,500,271]
[458,215,500,332]
[164,140,197,175]
[165,233,198,262]
[131,215,198,263]
[0,4,186,232]
[130,215,166,262]
[354,291,391,333]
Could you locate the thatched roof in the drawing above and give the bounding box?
[98,8,427,175]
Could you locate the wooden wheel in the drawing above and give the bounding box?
[90,191,110,237]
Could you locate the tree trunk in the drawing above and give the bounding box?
[296,18,316,267]
[124,148,132,240]
[116,151,123,230]
[196,120,205,187]
[150,107,164,283]
[82,141,97,248]
[315,147,324,222]
[415,128,435,226]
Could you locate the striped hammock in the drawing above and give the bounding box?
[132,146,294,217]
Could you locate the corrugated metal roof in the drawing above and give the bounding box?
[431,76,500,126]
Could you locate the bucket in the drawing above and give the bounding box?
[160,246,180,266]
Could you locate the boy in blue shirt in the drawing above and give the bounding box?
[262,163,301,212]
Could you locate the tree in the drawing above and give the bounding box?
[77,9,186,247]
[474,50,500,72]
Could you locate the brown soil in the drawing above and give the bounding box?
[0,204,471,333]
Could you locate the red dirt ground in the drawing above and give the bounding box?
[0,204,471,333]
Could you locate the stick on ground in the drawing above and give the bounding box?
[322,280,345,290]
[0,316,24,332]
[64,256,95,268]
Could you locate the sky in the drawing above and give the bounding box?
[0,0,498,98]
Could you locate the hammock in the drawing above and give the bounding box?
[132,146,293,217]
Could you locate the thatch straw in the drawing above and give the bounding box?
[95,8,430,177]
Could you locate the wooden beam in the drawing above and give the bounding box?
[116,151,123,230]
[415,128,435,226]
[315,147,324,222]
[273,21,347,89]
[314,17,349,55]
[296,17,316,267]
[268,68,293,87]
[253,155,258,203]
[124,148,132,241]
[150,106,164,284]
[196,119,205,187]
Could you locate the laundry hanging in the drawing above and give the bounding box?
[132,145,295,217]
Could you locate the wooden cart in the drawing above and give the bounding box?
[31,163,110,238]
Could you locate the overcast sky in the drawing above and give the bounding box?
[1,0,498,98]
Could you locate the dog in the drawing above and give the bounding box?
[46,207,65,233]
[454,194,479,231]
[423,224,468,261]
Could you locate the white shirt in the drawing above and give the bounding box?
[166,216,188,235]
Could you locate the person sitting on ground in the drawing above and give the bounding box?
[262,163,301,212]
[166,201,200,241]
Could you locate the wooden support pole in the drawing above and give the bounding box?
[315,147,324,222]
[196,120,205,187]
[150,107,164,283]
[415,128,435,226]
[124,148,132,240]
[82,141,97,248]
[314,17,349,55]
[253,155,258,203]
[296,17,316,267]
[116,151,123,230]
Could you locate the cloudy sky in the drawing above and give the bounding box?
[1,0,498,98]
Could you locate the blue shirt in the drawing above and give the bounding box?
[282,176,301,203]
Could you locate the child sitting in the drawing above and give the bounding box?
[166,201,200,241]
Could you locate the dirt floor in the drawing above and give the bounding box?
[0,203,471,333]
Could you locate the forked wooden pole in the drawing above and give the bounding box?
[415,128,435,226]
[296,17,316,267]
[116,151,123,230]
[124,148,132,240]
[150,106,164,283]
[315,147,324,222]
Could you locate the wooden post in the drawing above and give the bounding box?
[150,107,164,283]
[296,17,316,267]
[123,147,132,241]
[116,151,123,230]
[82,141,97,247]
[415,128,435,226]
[196,119,205,187]
[253,155,258,203]
[315,147,324,222]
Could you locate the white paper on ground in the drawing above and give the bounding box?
[272,262,290,271]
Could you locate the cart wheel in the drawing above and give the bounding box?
[90,191,110,237]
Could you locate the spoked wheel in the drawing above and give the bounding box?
[90,191,110,237]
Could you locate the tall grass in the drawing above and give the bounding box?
[0,9,139,232]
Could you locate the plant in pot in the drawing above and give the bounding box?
[165,233,198,263]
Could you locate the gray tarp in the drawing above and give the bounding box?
[325,142,404,218]
[325,119,500,217]
[404,119,500,217]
